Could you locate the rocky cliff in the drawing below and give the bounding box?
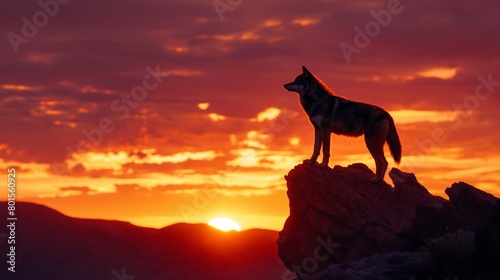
[277,163,500,279]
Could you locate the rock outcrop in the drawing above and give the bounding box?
[277,163,499,279]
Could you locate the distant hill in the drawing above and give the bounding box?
[0,202,286,280]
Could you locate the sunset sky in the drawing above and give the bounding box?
[1,0,499,231]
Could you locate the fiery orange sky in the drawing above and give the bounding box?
[1,0,499,230]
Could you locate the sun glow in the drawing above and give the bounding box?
[208,217,242,232]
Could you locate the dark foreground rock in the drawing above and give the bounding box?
[277,163,500,279]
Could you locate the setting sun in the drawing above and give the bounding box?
[208,217,242,232]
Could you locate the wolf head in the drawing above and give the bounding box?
[284,66,314,95]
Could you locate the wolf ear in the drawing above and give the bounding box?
[302,66,310,76]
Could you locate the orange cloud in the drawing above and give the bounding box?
[291,18,320,26]
[254,107,281,122]
[418,67,458,80]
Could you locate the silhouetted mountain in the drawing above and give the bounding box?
[0,202,286,280]
[277,163,500,279]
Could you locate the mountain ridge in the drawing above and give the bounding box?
[0,201,286,280]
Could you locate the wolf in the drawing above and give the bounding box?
[284,66,402,182]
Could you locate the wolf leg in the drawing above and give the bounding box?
[365,119,389,183]
[319,129,331,168]
[304,125,321,164]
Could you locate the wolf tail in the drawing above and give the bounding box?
[386,115,402,164]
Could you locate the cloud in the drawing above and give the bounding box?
[208,113,227,121]
[390,110,462,124]
[417,67,459,80]
[253,107,282,122]
[59,186,94,196]
[197,102,210,110]
[1,0,499,229]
